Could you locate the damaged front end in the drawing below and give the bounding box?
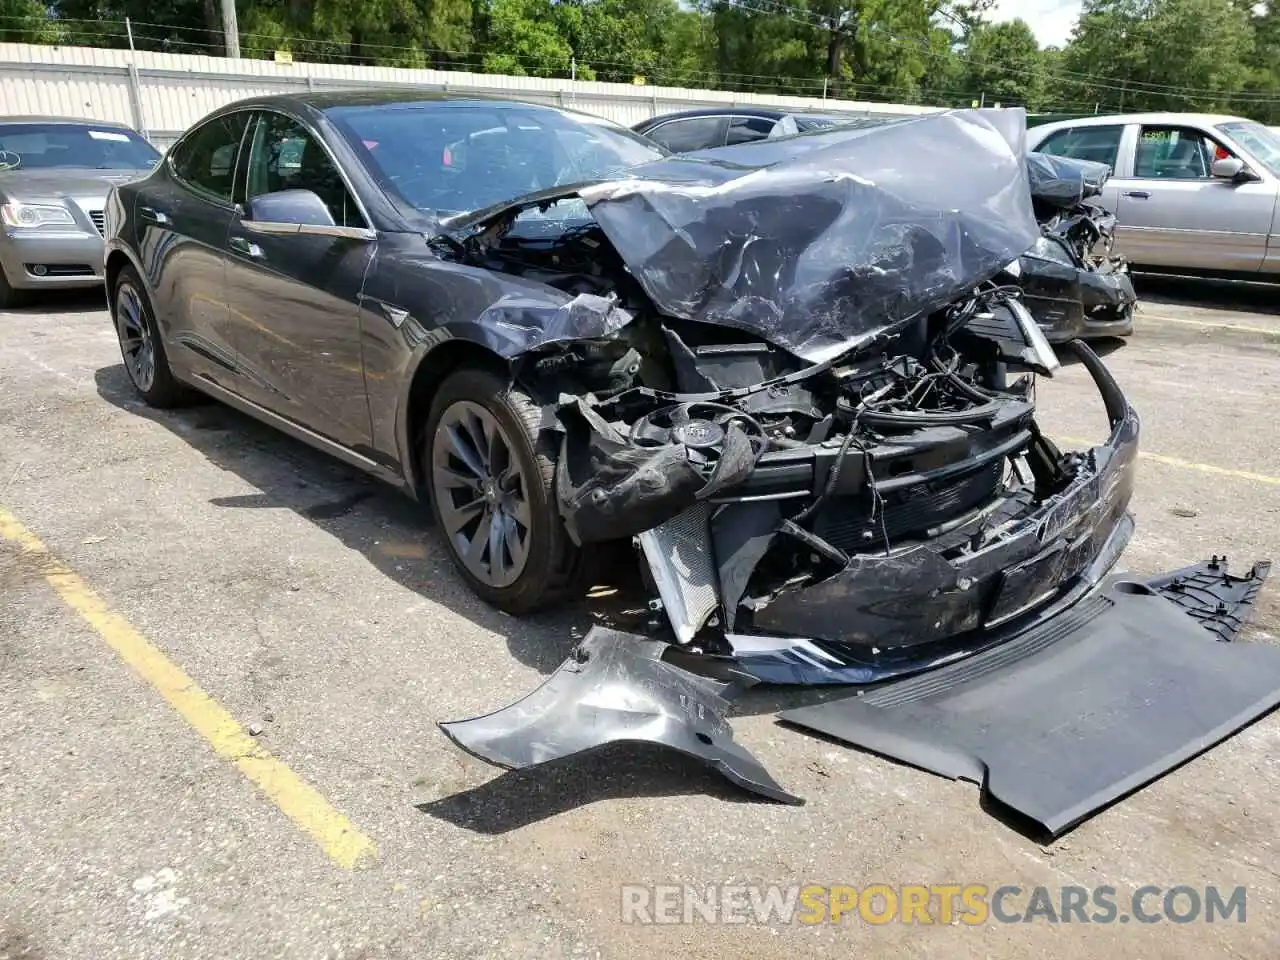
[1003,152,1137,342]
[437,109,1277,835]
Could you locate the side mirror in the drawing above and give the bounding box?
[245,188,335,227]
[1210,157,1257,182]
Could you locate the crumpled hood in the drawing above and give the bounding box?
[576,108,1042,362]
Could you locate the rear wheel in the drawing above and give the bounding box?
[424,367,582,614]
[112,265,191,408]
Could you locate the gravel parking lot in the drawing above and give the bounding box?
[2,279,1279,959]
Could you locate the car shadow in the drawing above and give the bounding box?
[4,287,108,315]
[92,362,651,679]
[1134,273,1280,316]
[418,741,765,834]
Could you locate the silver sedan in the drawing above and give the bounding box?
[0,117,160,306]
[1027,111,1280,275]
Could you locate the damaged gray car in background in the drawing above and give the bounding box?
[431,107,1280,837]
[438,106,1280,838]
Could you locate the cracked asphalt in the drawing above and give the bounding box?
[1,277,1279,959]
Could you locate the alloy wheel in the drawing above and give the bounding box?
[115,283,156,393]
[430,400,534,589]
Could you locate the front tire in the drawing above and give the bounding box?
[424,367,582,614]
[112,265,190,408]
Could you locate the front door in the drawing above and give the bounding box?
[223,110,375,451]
[1112,124,1272,272]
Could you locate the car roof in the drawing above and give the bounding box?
[0,115,135,128]
[208,89,585,117]
[1030,112,1253,136]
[634,107,790,129]
[632,106,882,131]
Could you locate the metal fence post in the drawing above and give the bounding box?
[126,63,149,141]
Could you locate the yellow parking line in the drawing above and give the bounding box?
[1138,313,1280,336]
[1059,439,1280,486]
[0,507,378,870]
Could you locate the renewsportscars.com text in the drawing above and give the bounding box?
[620,883,1247,926]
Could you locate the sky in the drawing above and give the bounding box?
[990,0,1085,48]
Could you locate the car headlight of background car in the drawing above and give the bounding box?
[1,201,76,229]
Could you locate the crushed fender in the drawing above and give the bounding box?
[440,627,802,805]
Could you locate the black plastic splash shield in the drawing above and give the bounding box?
[779,569,1280,838]
[440,627,802,805]
[1145,556,1271,642]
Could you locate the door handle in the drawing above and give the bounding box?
[1122,190,1151,199]
[229,236,264,259]
[138,205,170,224]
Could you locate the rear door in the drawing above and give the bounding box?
[138,110,252,386]
[1109,123,1271,272]
[222,109,375,449]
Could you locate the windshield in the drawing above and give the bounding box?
[328,101,664,218]
[0,123,159,171]
[1218,121,1280,177]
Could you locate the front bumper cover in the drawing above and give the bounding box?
[1016,253,1136,343]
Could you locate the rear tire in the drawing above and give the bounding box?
[112,265,192,408]
[424,366,582,614]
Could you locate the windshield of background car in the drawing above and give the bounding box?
[1218,121,1280,177]
[0,123,160,171]
[327,101,664,218]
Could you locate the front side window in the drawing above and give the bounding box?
[647,116,728,152]
[328,102,663,218]
[170,113,251,203]
[1134,126,1219,179]
[243,111,365,227]
[1037,124,1124,170]
[0,122,159,172]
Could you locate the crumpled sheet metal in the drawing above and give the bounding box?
[580,108,1042,363]
[1026,151,1111,209]
[439,626,802,805]
[554,398,760,545]
[472,291,637,356]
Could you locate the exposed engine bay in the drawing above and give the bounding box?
[433,109,1276,838]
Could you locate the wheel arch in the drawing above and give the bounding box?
[104,245,147,314]
[399,337,512,501]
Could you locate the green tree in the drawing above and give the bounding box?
[479,0,573,76]
[962,19,1044,108]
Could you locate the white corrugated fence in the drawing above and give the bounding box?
[0,42,937,147]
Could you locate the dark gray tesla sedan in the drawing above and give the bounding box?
[106,92,1280,831]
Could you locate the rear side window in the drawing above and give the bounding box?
[647,117,728,152]
[726,116,777,145]
[170,112,251,204]
[1037,125,1124,170]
